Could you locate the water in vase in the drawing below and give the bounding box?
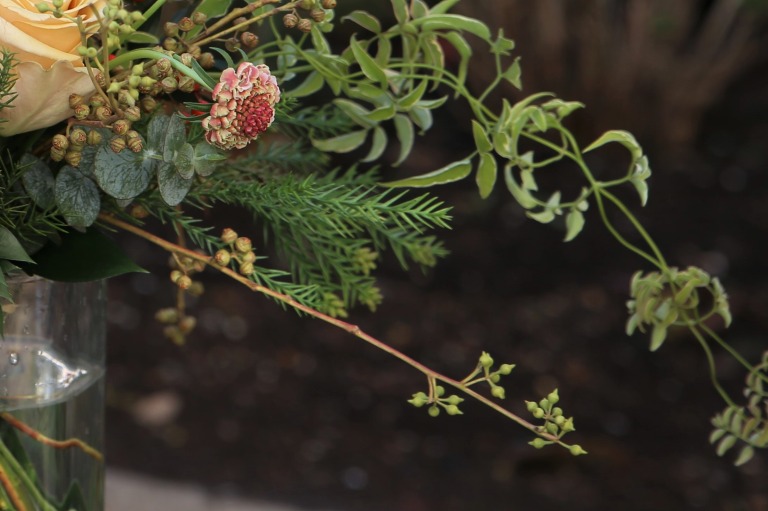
[0,337,104,511]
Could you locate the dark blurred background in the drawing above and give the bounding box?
[105,1,768,510]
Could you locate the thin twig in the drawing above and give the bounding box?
[0,413,103,462]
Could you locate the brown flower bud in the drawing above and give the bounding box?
[88,95,105,109]
[126,134,143,152]
[162,37,178,52]
[178,315,197,333]
[176,275,193,289]
[188,282,204,297]
[198,52,215,69]
[321,0,336,8]
[187,45,202,59]
[124,105,141,122]
[299,0,315,9]
[297,18,312,33]
[234,16,248,26]
[221,228,238,244]
[240,32,259,48]
[52,134,69,151]
[156,58,172,74]
[179,53,194,66]
[140,96,158,113]
[50,146,66,162]
[241,251,256,264]
[87,129,103,145]
[93,70,107,89]
[283,13,298,28]
[161,76,178,94]
[192,11,207,25]
[234,237,252,253]
[69,128,87,145]
[69,93,85,109]
[112,119,131,135]
[239,261,254,276]
[130,204,149,219]
[64,150,82,167]
[224,37,240,53]
[95,105,113,121]
[309,7,325,22]
[177,76,196,93]
[164,21,179,37]
[109,135,126,153]
[214,249,231,266]
[178,16,194,32]
[73,104,90,120]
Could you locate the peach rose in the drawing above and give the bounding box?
[0,0,105,136]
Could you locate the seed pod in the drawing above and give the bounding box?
[160,76,178,94]
[69,128,87,145]
[191,11,207,25]
[69,93,85,109]
[198,52,215,69]
[179,53,194,66]
[176,275,193,289]
[299,0,315,9]
[88,95,105,109]
[321,0,336,8]
[52,134,69,151]
[109,135,127,153]
[178,316,197,333]
[283,13,298,28]
[234,16,248,25]
[214,249,231,266]
[126,134,143,152]
[177,16,194,32]
[241,251,256,264]
[64,150,82,167]
[86,130,102,146]
[240,32,259,48]
[187,45,202,59]
[130,204,149,219]
[140,96,158,113]
[162,37,179,52]
[50,146,66,162]
[297,18,312,33]
[155,308,179,324]
[164,21,179,37]
[156,58,172,74]
[95,105,113,121]
[224,37,240,52]
[112,119,131,135]
[124,106,141,122]
[239,261,254,276]
[93,70,107,89]
[73,104,90,120]
[221,228,238,244]
[234,237,252,253]
[309,7,325,22]
[177,76,196,93]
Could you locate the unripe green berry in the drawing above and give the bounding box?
[428,405,440,417]
[214,249,231,266]
[552,407,563,417]
[445,405,461,415]
[283,13,298,28]
[52,134,69,151]
[155,308,179,324]
[297,18,312,33]
[547,389,560,405]
[446,395,464,405]
[177,16,194,31]
[234,237,252,253]
[479,351,493,368]
[490,386,505,399]
[545,422,559,435]
[239,261,254,276]
[498,364,515,375]
[532,407,545,419]
[490,373,500,383]
[241,251,257,264]
[525,401,538,413]
[435,385,445,397]
[176,275,193,289]
[569,445,587,456]
[554,415,566,426]
[170,270,183,283]
[530,438,548,449]
[561,418,575,433]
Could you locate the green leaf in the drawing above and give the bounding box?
[393,113,414,165]
[475,152,497,199]
[391,0,409,24]
[312,130,369,153]
[175,143,195,180]
[158,161,193,206]
[564,209,585,242]
[341,10,382,33]
[0,227,33,263]
[286,71,325,98]
[649,322,668,351]
[529,107,548,132]
[398,79,429,110]
[416,14,492,41]
[362,126,387,162]
[18,229,147,281]
[366,104,397,122]
[382,159,472,188]
[527,209,555,224]
[93,143,154,200]
[123,31,159,44]
[59,481,88,511]
[411,0,430,18]
[55,166,100,228]
[502,57,522,89]
[431,0,460,14]
[408,106,433,132]
[186,0,232,37]
[583,129,643,161]
[19,154,55,209]
[471,120,492,153]
[734,445,755,466]
[333,99,376,128]
[193,142,225,177]
[716,434,738,457]
[311,24,331,53]
[504,164,536,209]
[441,31,472,86]
[147,113,186,161]
[350,36,387,86]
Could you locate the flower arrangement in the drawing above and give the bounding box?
[0,0,766,503]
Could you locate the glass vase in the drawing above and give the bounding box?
[0,274,106,511]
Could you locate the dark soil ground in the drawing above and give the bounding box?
[104,65,768,510]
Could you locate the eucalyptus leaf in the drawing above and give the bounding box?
[17,229,147,281]
[55,166,100,228]
[20,153,55,209]
[382,159,472,188]
[193,142,225,177]
[175,143,195,180]
[158,162,194,206]
[123,31,159,44]
[93,144,154,200]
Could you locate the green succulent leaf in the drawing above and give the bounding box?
[312,129,369,153]
[382,158,472,188]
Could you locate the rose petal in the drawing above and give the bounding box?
[0,60,97,136]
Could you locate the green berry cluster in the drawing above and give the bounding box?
[525,389,586,456]
[214,228,257,277]
[408,384,464,417]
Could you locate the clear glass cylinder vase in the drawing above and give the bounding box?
[0,273,106,511]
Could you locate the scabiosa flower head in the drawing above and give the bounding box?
[202,62,280,150]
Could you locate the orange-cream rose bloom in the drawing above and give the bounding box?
[0,0,105,136]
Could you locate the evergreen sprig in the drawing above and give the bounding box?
[0,50,17,116]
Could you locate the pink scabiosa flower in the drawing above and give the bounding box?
[202,62,280,151]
